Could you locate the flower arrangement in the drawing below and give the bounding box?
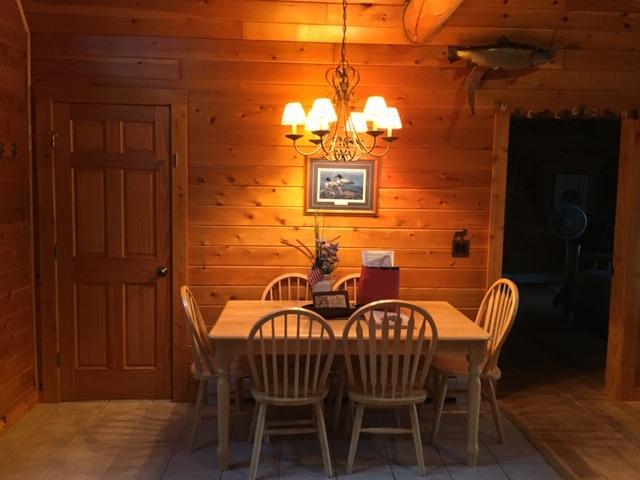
[281,215,340,275]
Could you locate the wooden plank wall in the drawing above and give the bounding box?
[0,1,37,431]
[23,0,640,395]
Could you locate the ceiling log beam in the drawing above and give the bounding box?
[403,0,465,43]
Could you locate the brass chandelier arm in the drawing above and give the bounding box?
[289,137,323,157]
[352,133,393,158]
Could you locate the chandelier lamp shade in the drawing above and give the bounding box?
[280,0,401,162]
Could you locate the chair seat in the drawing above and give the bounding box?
[251,386,329,406]
[347,383,427,406]
[432,354,501,380]
[190,355,249,381]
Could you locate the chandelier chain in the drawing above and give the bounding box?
[340,0,348,67]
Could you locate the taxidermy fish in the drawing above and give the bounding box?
[448,37,553,115]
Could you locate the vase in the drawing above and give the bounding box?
[312,274,335,293]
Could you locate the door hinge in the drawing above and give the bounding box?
[56,352,61,367]
[172,153,178,168]
[48,130,58,151]
[53,244,58,260]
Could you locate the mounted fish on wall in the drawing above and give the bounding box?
[449,37,553,115]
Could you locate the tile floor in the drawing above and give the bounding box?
[0,399,561,479]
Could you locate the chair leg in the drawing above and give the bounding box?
[189,380,206,451]
[249,402,267,480]
[332,373,345,431]
[431,371,448,445]
[346,403,365,474]
[485,379,504,443]
[248,402,258,443]
[409,404,426,476]
[234,377,244,412]
[314,402,334,478]
[345,399,355,434]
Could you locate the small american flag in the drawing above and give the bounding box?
[308,262,324,288]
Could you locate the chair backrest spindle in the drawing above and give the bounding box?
[475,279,519,374]
[333,273,360,305]
[261,273,310,301]
[343,300,438,399]
[180,286,216,376]
[247,308,335,399]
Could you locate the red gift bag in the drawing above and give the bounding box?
[357,266,400,305]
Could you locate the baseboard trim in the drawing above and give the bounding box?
[0,388,39,434]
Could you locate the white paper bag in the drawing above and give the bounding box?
[362,250,394,267]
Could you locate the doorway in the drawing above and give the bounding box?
[35,88,189,402]
[500,118,621,391]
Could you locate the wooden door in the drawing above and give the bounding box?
[606,118,640,400]
[54,103,171,400]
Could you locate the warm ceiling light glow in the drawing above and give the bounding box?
[363,96,389,125]
[380,107,402,139]
[279,0,400,161]
[281,102,306,125]
[304,109,324,132]
[310,98,337,124]
[346,112,367,133]
[281,102,307,135]
[382,107,402,129]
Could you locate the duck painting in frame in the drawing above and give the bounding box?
[305,157,379,216]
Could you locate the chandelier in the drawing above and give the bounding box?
[280,0,401,162]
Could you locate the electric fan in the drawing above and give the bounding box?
[550,205,588,278]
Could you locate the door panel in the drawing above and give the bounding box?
[124,170,156,256]
[56,103,171,400]
[75,284,108,368]
[124,283,157,368]
[73,169,106,256]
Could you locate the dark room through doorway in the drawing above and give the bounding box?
[499,117,621,395]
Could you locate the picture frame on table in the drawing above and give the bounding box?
[313,291,350,309]
[305,157,379,216]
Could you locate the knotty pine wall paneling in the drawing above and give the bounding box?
[0,1,37,431]
[23,0,640,397]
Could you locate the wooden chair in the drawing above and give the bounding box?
[247,308,335,480]
[342,300,438,476]
[261,273,310,301]
[430,278,519,444]
[180,286,247,450]
[330,273,360,429]
[333,272,360,305]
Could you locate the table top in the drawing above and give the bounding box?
[209,300,490,342]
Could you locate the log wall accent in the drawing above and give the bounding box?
[23,0,640,398]
[0,1,37,431]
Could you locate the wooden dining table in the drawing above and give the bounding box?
[209,300,490,470]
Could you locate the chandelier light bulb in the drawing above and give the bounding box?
[281,102,307,135]
[304,108,324,132]
[310,98,338,124]
[380,107,402,137]
[346,112,367,133]
[363,96,389,128]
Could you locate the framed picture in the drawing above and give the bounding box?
[554,174,588,211]
[305,158,379,215]
[313,291,349,309]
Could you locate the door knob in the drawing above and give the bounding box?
[156,266,169,277]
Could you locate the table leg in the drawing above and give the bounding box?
[216,345,232,471]
[467,342,485,466]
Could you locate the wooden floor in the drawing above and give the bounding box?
[498,285,640,480]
